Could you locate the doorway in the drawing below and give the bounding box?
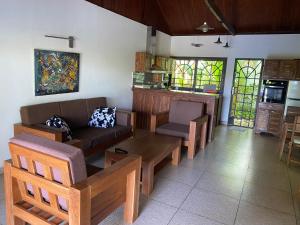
[228,59,263,128]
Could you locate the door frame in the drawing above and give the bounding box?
[228,58,264,128]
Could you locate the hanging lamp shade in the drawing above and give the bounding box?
[214,36,222,44]
[223,42,230,48]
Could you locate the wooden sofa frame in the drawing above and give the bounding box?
[150,111,208,159]
[4,142,141,225]
[14,111,136,156]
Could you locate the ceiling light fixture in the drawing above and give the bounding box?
[214,36,222,44]
[223,36,230,48]
[196,22,214,33]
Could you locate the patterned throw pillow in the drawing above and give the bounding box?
[46,115,72,140]
[88,107,116,128]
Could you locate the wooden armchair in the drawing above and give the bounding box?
[287,116,300,166]
[4,134,141,225]
[150,100,208,159]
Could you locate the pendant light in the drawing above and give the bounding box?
[223,36,230,48]
[214,36,222,44]
[223,42,230,48]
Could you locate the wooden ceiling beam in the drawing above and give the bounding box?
[204,0,236,35]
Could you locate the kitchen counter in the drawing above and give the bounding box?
[132,87,223,142]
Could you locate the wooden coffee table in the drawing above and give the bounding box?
[105,130,182,196]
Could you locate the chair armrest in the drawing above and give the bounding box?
[73,154,141,196]
[69,155,142,224]
[191,114,208,125]
[14,123,64,142]
[150,111,169,132]
[189,114,209,140]
[116,110,136,134]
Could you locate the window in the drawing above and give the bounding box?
[172,58,227,93]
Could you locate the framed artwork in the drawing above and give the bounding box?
[34,49,80,96]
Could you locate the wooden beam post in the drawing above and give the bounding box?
[204,0,236,35]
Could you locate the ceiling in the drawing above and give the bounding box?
[87,0,300,36]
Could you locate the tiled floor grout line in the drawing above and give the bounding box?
[165,160,207,225]
[287,163,298,223]
[232,143,252,225]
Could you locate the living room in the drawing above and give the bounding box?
[1,0,300,225]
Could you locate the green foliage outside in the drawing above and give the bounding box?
[231,60,262,127]
[173,59,224,91]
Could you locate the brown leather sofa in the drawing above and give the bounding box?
[14,97,136,157]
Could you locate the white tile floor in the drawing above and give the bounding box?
[1,126,300,225]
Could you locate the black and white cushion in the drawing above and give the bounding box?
[88,107,116,128]
[46,115,72,140]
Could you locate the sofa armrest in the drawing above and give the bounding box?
[116,110,136,134]
[14,123,64,142]
[70,155,141,224]
[150,111,169,132]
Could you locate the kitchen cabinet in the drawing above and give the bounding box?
[135,52,154,72]
[262,59,296,80]
[279,60,296,79]
[263,60,280,79]
[255,102,284,137]
[155,56,167,71]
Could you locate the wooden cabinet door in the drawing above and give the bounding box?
[263,60,280,79]
[255,109,269,132]
[295,60,300,80]
[268,110,283,135]
[279,60,296,80]
[135,52,153,72]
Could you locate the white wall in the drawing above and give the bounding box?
[0,0,147,168]
[171,34,300,123]
[156,31,171,56]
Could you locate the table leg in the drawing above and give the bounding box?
[200,121,207,150]
[172,145,181,166]
[142,162,154,197]
[104,152,113,168]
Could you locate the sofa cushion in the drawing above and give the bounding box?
[169,101,204,125]
[59,99,89,129]
[72,127,116,150]
[86,97,107,116]
[46,115,72,140]
[115,125,131,136]
[156,123,189,140]
[20,102,61,125]
[72,125,131,151]
[88,107,116,128]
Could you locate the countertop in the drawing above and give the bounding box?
[132,87,220,98]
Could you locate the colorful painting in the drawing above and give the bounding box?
[34,49,80,96]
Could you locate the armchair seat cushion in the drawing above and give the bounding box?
[156,123,189,140]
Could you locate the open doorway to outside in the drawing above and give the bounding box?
[228,59,263,128]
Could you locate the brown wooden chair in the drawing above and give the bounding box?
[279,122,294,160]
[279,106,300,160]
[150,100,208,159]
[4,134,141,225]
[287,116,300,166]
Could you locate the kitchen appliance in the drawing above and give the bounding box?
[262,80,288,104]
[285,81,300,114]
